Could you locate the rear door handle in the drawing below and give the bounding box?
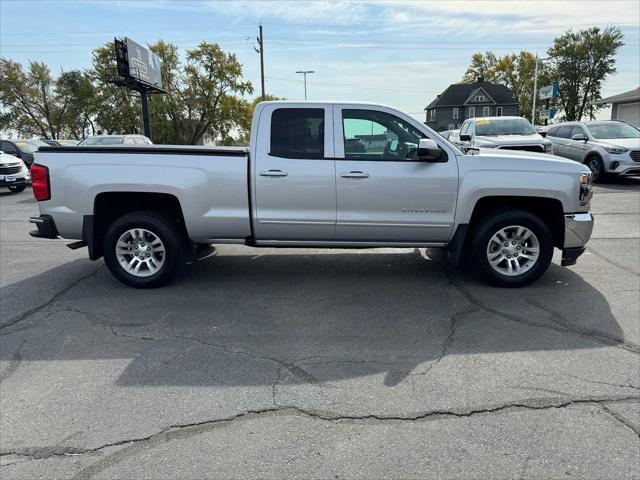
[259,170,288,177]
[340,171,369,178]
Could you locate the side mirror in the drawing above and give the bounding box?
[459,133,471,142]
[572,133,587,142]
[539,131,547,138]
[417,138,446,162]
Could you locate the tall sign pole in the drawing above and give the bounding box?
[295,70,314,100]
[531,54,539,125]
[258,25,265,101]
[140,89,151,138]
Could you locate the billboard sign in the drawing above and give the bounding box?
[125,38,162,89]
[539,82,558,100]
[540,108,557,120]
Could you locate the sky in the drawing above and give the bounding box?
[1,0,639,121]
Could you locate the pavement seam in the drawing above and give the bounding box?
[1,394,638,466]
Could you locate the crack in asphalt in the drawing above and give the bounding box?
[1,394,637,478]
[0,266,103,334]
[0,343,23,384]
[587,246,640,278]
[447,275,640,354]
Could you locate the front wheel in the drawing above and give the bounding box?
[103,212,186,288]
[585,155,605,183]
[469,209,554,287]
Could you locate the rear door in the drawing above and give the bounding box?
[333,106,458,243]
[253,105,336,240]
[552,125,574,158]
[565,125,590,161]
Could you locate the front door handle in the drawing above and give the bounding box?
[340,171,369,178]
[259,170,288,177]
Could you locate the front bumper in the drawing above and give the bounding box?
[562,213,593,266]
[0,177,30,187]
[29,215,59,239]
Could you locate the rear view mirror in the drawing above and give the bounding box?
[417,138,446,162]
[459,133,471,142]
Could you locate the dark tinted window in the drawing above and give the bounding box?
[270,108,324,158]
[555,125,574,139]
[546,126,559,137]
[1,141,18,154]
[570,125,587,139]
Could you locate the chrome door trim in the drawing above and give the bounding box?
[336,221,451,228]
[255,240,447,247]
[258,220,336,225]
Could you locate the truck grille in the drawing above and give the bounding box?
[498,145,545,153]
[0,165,21,175]
[630,150,640,162]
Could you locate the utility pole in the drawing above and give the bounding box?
[295,70,314,100]
[257,24,265,101]
[531,54,539,125]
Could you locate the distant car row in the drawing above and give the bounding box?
[440,117,639,182]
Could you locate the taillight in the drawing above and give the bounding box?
[31,164,50,201]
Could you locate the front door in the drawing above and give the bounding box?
[253,105,336,240]
[334,106,458,243]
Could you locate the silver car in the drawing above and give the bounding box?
[78,134,153,146]
[545,121,640,182]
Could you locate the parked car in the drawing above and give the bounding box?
[457,117,552,153]
[78,134,153,146]
[441,129,460,144]
[0,139,49,167]
[30,101,593,289]
[0,151,31,193]
[545,120,640,182]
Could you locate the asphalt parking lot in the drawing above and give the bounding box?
[1,179,639,479]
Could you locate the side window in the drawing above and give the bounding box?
[270,108,324,159]
[124,137,136,144]
[570,125,586,139]
[1,141,18,154]
[342,109,425,161]
[546,126,559,137]
[469,106,476,118]
[133,137,147,145]
[460,122,470,136]
[556,125,574,139]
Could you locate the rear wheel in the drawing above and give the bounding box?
[8,185,26,193]
[585,155,605,182]
[103,212,186,288]
[470,209,554,287]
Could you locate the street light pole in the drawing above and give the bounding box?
[295,70,314,100]
[532,54,539,125]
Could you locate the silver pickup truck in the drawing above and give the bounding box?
[29,101,594,288]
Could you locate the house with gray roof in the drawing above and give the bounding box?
[424,78,519,132]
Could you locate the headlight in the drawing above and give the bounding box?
[579,172,592,206]
[603,145,628,154]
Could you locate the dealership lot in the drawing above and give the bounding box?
[1,180,639,479]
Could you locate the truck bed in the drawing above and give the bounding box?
[35,145,252,243]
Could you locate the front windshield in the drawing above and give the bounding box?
[80,136,125,145]
[15,140,48,153]
[475,118,537,136]
[586,123,640,139]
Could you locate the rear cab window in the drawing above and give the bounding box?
[270,108,324,159]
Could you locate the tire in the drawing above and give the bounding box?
[469,208,554,288]
[8,185,26,193]
[103,211,186,288]
[584,155,605,183]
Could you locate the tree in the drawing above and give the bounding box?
[461,51,549,122]
[546,26,624,121]
[0,59,74,138]
[462,52,498,83]
[236,94,284,145]
[56,70,97,139]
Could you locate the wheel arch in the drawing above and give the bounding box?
[87,192,187,260]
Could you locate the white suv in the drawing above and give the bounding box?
[0,151,31,193]
[545,121,640,182]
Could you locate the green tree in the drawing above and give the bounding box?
[462,52,498,83]
[546,26,624,121]
[235,94,284,145]
[56,70,97,139]
[0,59,75,138]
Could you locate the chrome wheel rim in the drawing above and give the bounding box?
[115,228,165,277]
[486,225,540,277]
[587,158,600,180]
